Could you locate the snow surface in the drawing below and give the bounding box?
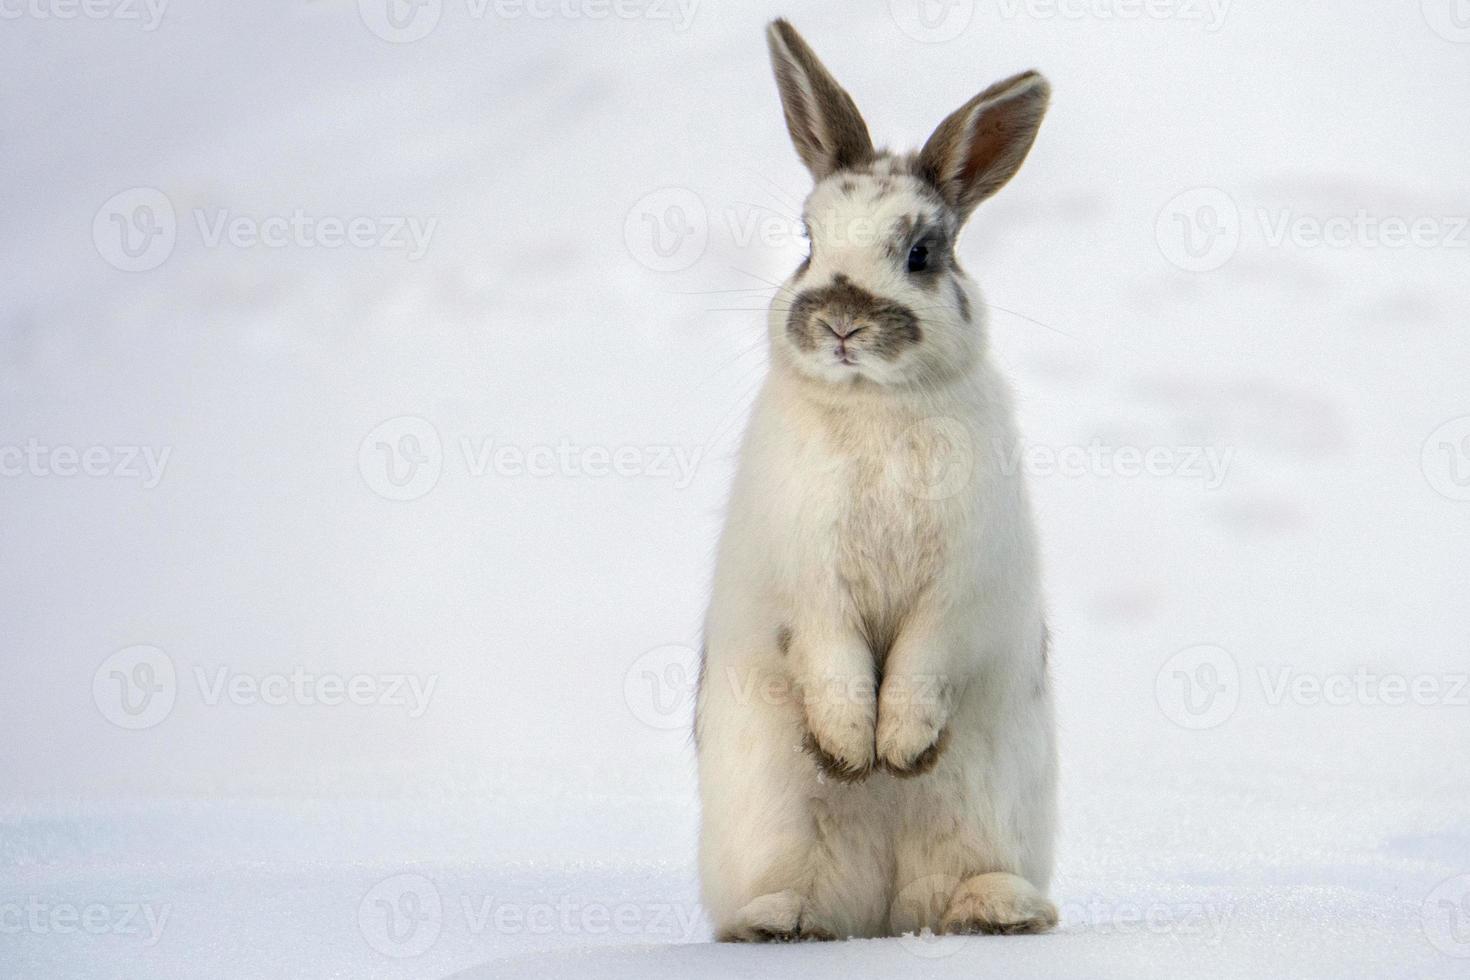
[3,1,1469,977]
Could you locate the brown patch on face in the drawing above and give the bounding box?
[952,278,971,322]
[839,179,858,195]
[787,274,922,362]
[776,625,793,656]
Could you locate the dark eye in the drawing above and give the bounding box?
[907,243,929,273]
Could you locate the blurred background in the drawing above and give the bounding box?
[2,1,1468,977]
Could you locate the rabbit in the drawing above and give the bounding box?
[694,19,1058,942]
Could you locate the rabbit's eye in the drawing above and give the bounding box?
[907,243,929,273]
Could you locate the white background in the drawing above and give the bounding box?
[2,1,1468,976]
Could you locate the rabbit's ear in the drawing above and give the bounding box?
[766,19,875,179]
[917,71,1050,220]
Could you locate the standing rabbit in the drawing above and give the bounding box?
[695,19,1058,941]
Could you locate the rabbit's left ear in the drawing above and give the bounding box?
[917,71,1051,220]
[766,18,875,179]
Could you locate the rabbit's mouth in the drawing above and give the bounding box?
[784,274,923,372]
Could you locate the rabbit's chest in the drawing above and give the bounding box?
[782,423,964,640]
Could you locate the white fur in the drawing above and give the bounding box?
[696,175,1057,940]
[696,21,1056,942]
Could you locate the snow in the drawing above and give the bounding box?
[3,1,1469,977]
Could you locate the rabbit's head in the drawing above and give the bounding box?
[764,19,1049,389]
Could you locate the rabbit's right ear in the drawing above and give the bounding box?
[766,19,875,180]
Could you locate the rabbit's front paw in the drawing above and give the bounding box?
[800,677,877,783]
[875,676,949,776]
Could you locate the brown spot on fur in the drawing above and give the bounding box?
[952,278,971,322]
[776,625,794,656]
[801,731,871,783]
[880,727,950,778]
